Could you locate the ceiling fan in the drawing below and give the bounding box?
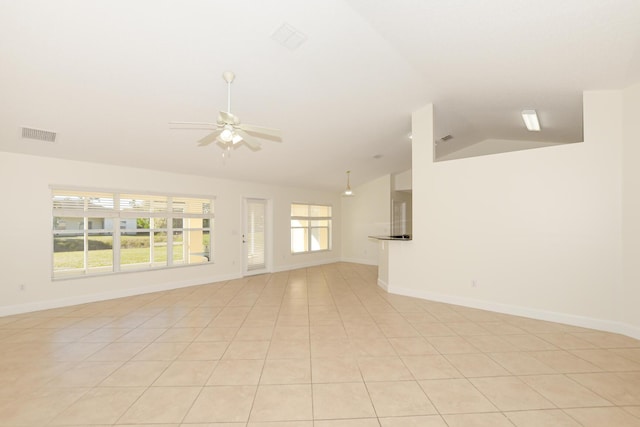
[170,71,282,156]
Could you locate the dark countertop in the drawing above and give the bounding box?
[368,235,412,241]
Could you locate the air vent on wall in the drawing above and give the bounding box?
[21,127,57,142]
[441,134,453,141]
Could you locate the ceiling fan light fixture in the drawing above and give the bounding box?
[232,133,243,144]
[342,170,354,197]
[521,110,541,131]
[220,126,234,142]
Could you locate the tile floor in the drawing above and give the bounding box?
[1,262,640,426]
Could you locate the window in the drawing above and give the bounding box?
[291,203,332,253]
[52,189,214,279]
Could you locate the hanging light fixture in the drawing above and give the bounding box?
[342,170,354,197]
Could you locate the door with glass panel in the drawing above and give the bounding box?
[243,198,268,275]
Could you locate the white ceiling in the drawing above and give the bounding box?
[1,0,639,191]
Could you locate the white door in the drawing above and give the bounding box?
[243,198,268,275]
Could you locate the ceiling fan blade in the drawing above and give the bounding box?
[235,129,262,151]
[238,123,282,141]
[218,111,240,125]
[197,130,222,146]
[169,121,217,127]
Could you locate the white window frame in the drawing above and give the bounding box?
[52,187,215,279]
[290,203,332,254]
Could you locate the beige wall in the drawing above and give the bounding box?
[341,174,391,265]
[622,83,640,330]
[0,152,341,315]
[387,91,640,337]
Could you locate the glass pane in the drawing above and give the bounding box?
[122,217,147,232]
[173,197,213,214]
[121,231,150,269]
[152,217,168,229]
[291,219,308,227]
[291,204,309,217]
[311,220,329,227]
[311,228,329,251]
[173,218,183,228]
[291,228,308,253]
[87,233,113,272]
[52,191,114,211]
[53,217,83,231]
[152,231,168,265]
[185,229,209,264]
[310,205,331,217]
[88,217,112,230]
[120,194,168,213]
[53,234,85,272]
[173,231,185,264]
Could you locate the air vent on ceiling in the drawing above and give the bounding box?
[21,127,57,142]
[271,23,307,50]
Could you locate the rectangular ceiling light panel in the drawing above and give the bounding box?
[521,110,541,132]
[272,23,307,50]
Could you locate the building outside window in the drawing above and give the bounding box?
[291,203,332,253]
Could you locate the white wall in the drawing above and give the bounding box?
[0,152,341,315]
[341,174,391,265]
[622,82,640,330]
[387,91,640,336]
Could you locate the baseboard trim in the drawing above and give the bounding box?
[377,278,389,291]
[388,285,640,341]
[272,258,342,273]
[341,257,378,266]
[0,272,242,317]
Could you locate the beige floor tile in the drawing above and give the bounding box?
[272,326,310,341]
[50,386,144,425]
[119,386,200,423]
[312,382,376,419]
[184,385,256,423]
[419,378,497,414]
[505,409,582,426]
[78,327,130,342]
[470,376,555,411]
[249,384,312,421]
[569,372,640,405]
[574,331,640,348]
[100,360,169,386]
[411,322,457,337]
[445,322,491,336]
[520,374,613,407]
[51,342,107,361]
[260,358,310,384]
[311,338,354,358]
[178,340,229,360]
[536,333,598,349]
[488,351,556,375]
[445,353,510,377]
[379,415,448,426]
[223,340,270,359]
[501,334,559,351]
[529,350,600,373]
[235,326,275,341]
[388,337,438,356]
[195,326,240,341]
[153,360,216,386]
[570,349,640,371]
[443,412,517,427]
[208,359,264,385]
[314,419,380,426]
[624,406,640,417]
[116,327,167,342]
[358,356,413,381]
[248,421,311,427]
[427,336,479,354]
[351,338,397,357]
[267,339,310,359]
[156,327,203,342]
[0,387,87,425]
[402,355,463,380]
[133,341,190,360]
[312,357,362,383]
[564,407,640,427]
[465,335,518,352]
[367,380,436,417]
[45,361,121,387]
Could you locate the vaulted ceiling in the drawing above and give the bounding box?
[1,0,639,190]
